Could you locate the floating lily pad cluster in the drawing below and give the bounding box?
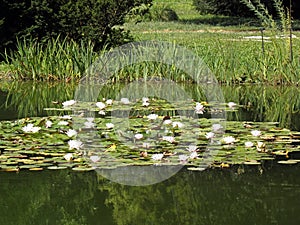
[0,97,299,172]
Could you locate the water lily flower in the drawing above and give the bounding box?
[163,119,172,125]
[62,100,76,107]
[186,145,198,152]
[58,121,69,126]
[45,120,53,128]
[86,117,94,122]
[98,110,106,115]
[142,97,149,102]
[134,133,143,140]
[96,102,106,110]
[205,132,215,139]
[90,155,100,163]
[228,102,237,109]
[142,101,150,107]
[66,129,77,137]
[172,121,184,128]
[251,130,262,137]
[162,136,175,143]
[106,123,114,129]
[212,124,223,132]
[152,153,164,161]
[84,121,95,128]
[106,99,113,105]
[245,141,254,148]
[60,115,72,120]
[68,140,83,150]
[256,141,266,152]
[195,102,205,114]
[22,123,41,133]
[179,154,189,162]
[147,114,158,120]
[142,142,151,148]
[221,136,236,144]
[64,153,73,161]
[190,151,199,159]
[120,98,130,104]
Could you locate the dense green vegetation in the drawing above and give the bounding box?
[0,0,299,84]
[193,0,300,18]
[0,0,152,53]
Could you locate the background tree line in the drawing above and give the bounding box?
[193,0,299,19]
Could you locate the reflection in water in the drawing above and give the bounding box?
[0,164,300,225]
[0,82,299,130]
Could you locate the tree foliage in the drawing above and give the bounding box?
[193,0,299,19]
[0,0,152,53]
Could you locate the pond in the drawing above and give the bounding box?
[0,81,300,224]
[0,165,300,225]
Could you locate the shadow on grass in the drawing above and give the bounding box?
[180,15,300,30]
[180,15,260,27]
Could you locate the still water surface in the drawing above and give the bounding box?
[1,164,300,225]
[0,82,299,224]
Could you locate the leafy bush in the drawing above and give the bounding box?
[0,0,152,54]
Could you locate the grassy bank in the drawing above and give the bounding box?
[1,0,300,84]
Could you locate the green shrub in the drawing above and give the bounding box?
[0,0,152,54]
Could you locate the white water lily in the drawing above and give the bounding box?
[62,100,76,107]
[84,121,95,128]
[251,130,261,137]
[142,97,149,102]
[212,124,223,132]
[22,123,41,133]
[64,153,73,161]
[90,155,100,163]
[58,121,69,126]
[106,123,114,129]
[221,136,236,144]
[134,133,143,140]
[256,141,266,152]
[142,142,151,148]
[205,132,215,139]
[120,98,130,104]
[86,117,94,122]
[98,110,106,115]
[60,115,72,120]
[96,102,106,110]
[245,141,254,148]
[45,120,53,128]
[66,129,77,137]
[152,153,164,161]
[228,102,237,109]
[190,151,199,159]
[68,140,83,150]
[106,99,113,105]
[195,102,205,114]
[186,145,198,152]
[142,101,150,107]
[172,121,184,128]
[179,154,189,162]
[147,114,158,120]
[162,136,175,143]
[163,119,172,125]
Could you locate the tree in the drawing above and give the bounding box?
[193,0,299,19]
[0,0,152,54]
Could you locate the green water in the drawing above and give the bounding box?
[0,164,300,225]
[0,81,300,224]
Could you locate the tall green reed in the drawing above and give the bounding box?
[4,37,97,81]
